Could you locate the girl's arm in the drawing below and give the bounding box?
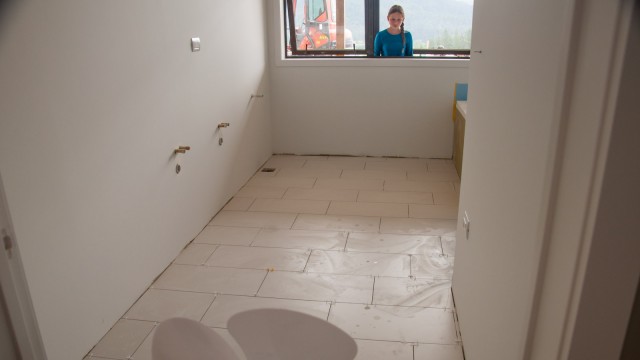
[374,32,382,56]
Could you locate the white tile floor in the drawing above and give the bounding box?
[85,155,464,360]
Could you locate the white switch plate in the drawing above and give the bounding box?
[462,211,471,239]
[191,37,201,52]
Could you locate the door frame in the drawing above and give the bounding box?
[0,172,47,359]
[525,0,639,358]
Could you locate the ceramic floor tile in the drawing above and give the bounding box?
[365,159,427,171]
[328,303,458,344]
[211,328,248,360]
[354,339,414,360]
[209,211,297,229]
[305,250,410,277]
[414,344,464,360]
[358,190,434,205]
[124,289,215,322]
[314,178,384,191]
[346,233,442,256]
[194,226,260,246]
[249,198,330,214]
[441,236,456,257]
[257,271,373,303]
[272,154,329,160]
[380,218,457,236]
[95,155,467,357]
[427,160,457,172]
[409,204,459,220]
[341,169,407,181]
[234,186,286,199]
[130,327,155,360]
[275,167,342,178]
[263,156,307,168]
[152,264,266,296]
[205,245,310,271]
[222,197,255,211]
[411,255,455,279]
[89,319,154,359]
[373,277,452,308]
[173,243,217,265]
[433,192,460,205]
[252,229,347,250]
[293,214,380,233]
[328,201,408,218]
[304,157,366,170]
[283,187,359,201]
[428,165,458,173]
[363,156,388,162]
[407,171,460,182]
[384,180,455,193]
[201,295,330,328]
[253,168,279,177]
[245,176,316,189]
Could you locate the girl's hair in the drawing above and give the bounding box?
[388,5,406,52]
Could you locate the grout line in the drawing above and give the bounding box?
[254,270,270,295]
[246,197,257,211]
[409,254,414,278]
[198,245,219,265]
[127,323,155,360]
[326,301,333,321]
[198,294,218,322]
[247,227,262,247]
[343,233,349,252]
[290,213,299,230]
[371,276,376,305]
[302,249,313,272]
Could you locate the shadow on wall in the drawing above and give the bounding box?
[0,0,17,36]
[219,70,272,200]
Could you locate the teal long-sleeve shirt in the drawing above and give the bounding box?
[374,29,413,57]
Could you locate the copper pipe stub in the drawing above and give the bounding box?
[174,146,191,154]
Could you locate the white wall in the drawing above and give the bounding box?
[528,1,640,358]
[266,1,468,158]
[453,1,637,360]
[0,0,272,358]
[451,0,567,359]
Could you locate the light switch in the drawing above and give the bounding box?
[462,211,471,239]
[191,37,201,52]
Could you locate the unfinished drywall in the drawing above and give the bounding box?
[0,0,272,358]
[451,0,567,359]
[453,0,638,359]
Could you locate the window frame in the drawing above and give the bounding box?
[283,0,472,59]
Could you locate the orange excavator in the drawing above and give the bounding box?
[291,0,354,50]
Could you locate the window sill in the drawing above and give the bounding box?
[274,57,470,68]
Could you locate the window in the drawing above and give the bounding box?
[284,0,473,58]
